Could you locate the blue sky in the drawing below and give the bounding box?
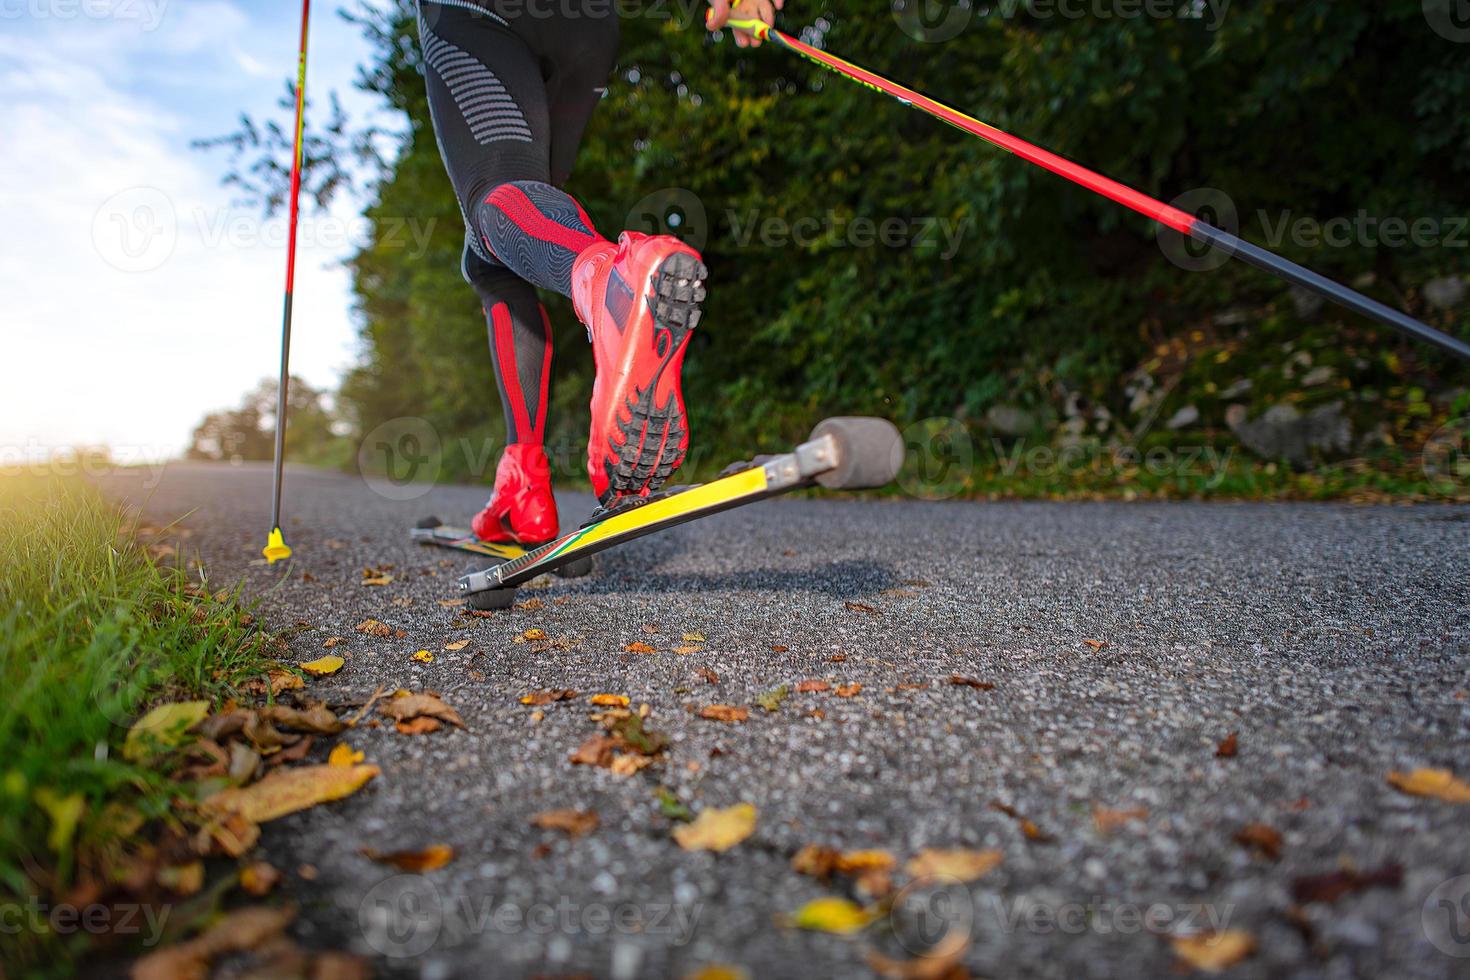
[2,0,395,464]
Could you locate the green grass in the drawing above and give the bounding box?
[0,474,279,974]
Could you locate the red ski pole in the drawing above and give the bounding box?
[718,15,1470,362]
[263,0,311,564]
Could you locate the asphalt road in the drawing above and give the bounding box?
[99,461,1470,979]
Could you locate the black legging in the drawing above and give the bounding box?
[418,0,619,445]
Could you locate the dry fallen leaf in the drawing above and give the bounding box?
[437,598,464,608]
[1083,638,1108,651]
[788,896,879,934]
[131,906,295,980]
[1233,823,1283,860]
[1386,768,1470,803]
[682,632,706,643]
[379,691,465,728]
[683,966,749,980]
[156,861,204,895]
[673,645,703,655]
[532,808,599,837]
[834,683,862,698]
[590,694,630,707]
[866,931,970,979]
[844,601,879,615]
[696,668,719,685]
[328,743,364,767]
[521,689,578,706]
[1093,805,1149,834]
[239,861,281,896]
[323,636,345,648]
[906,848,1003,883]
[123,701,210,761]
[361,844,455,872]
[990,801,1054,842]
[795,680,830,693]
[699,705,749,723]
[356,619,393,638]
[395,717,442,735]
[624,641,657,654]
[444,639,471,652]
[299,655,346,678]
[204,764,379,823]
[1171,930,1256,972]
[672,803,757,852]
[948,675,995,690]
[1215,732,1238,758]
[1292,864,1402,904]
[413,650,434,664]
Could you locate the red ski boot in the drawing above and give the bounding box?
[470,444,559,544]
[570,232,706,503]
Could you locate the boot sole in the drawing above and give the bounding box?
[604,251,707,500]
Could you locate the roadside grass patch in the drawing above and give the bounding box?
[0,474,280,976]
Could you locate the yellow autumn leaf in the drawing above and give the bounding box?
[328,743,364,767]
[444,639,471,651]
[300,655,344,677]
[523,628,547,641]
[683,967,748,980]
[1386,768,1470,803]
[361,574,394,586]
[590,694,630,707]
[203,764,379,823]
[672,803,757,852]
[789,896,879,934]
[838,849,896,872]
[673,645,703,655]
[1171,930,1257,972]
[681,632,706,643]
[123,700,210,761]
[905,848,1003,883]
[32,788,85,853]
[413,650,434,663]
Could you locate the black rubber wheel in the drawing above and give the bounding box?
[466,587,516,610]
[553,556,594,579]
[809,417,905,490]
[415,515,444,530]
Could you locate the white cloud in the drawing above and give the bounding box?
[0,5,375,460]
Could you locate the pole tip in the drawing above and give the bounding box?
[263,527,293,564]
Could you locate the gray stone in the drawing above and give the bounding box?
[1165,405,1200,430]
[1301,366,1335,387]
[1290,285,1325,319]
[1225,401,1353,465]
[1424,276,1466,311]
[985,404,1036,437]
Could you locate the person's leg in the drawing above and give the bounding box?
[418,0,560,541]
[461,245,559,542]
